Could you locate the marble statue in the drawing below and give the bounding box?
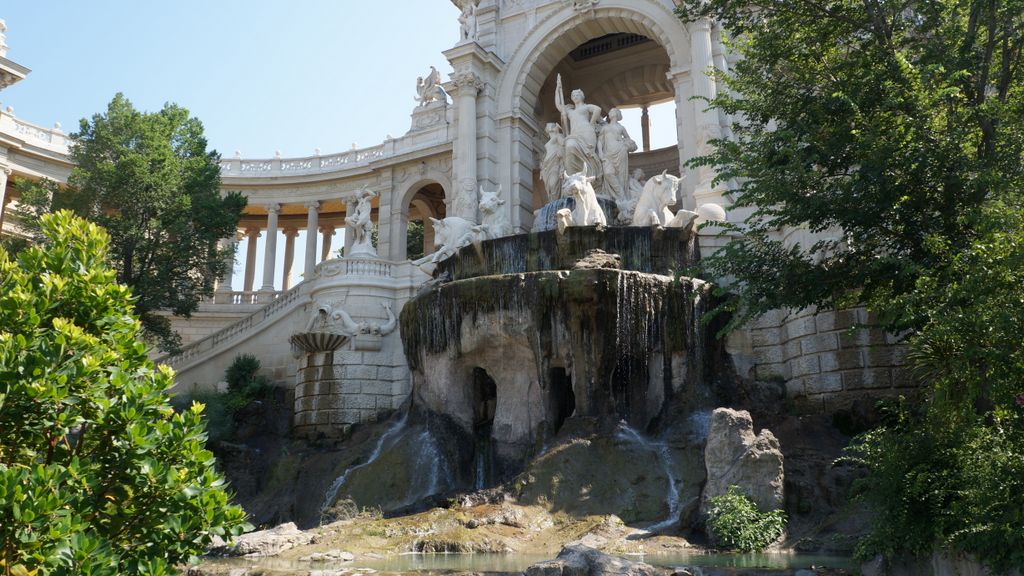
[555,75,603,191]
[558,167,606,227]
[428,216,480,263]
[308,301,397,336]
[598,108,637,202]
[415,66,445,107]
[0,19,7,58]
[478,185,512,240]
[459,1,478,42]
[540,123,565,203]
[628,168,646,198]
[614,168,646,224]
[631,170,697,230]
[345,187,377,257]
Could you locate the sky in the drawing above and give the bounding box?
[1,1,462,158]
[1,1,676,290]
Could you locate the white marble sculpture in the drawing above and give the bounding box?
[554,75,604,192]
[478,185,512,240]
[415,66,445,107]
[615,168,646,224]
[345,187,377,257]
[540,123,565,203]
[458,1,478,42]
[631,170,698,230]
[428,216,480,263]
[308,301,397,337]
[557,168,606,227]
[0,19,7,58]
[598,107,638,203]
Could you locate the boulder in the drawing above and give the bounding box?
[211,522,316,557]
[525,544,667,576]
[701,408,784,515]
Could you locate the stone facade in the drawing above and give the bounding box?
[0,2,917,439]
[727,306,912,412]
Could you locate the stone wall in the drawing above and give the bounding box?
[293,338,411,439]
[728,306,915,412]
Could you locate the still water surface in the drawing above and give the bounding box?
[205,551,855,574]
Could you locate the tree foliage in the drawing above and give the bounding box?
[24,94,246,352]
[678,0,1024,332]
[676,0,1024,566]
[0,211,248,575]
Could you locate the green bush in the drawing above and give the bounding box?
[0,211,248,575]
[706,486,787,552]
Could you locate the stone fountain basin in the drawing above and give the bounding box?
[433,225,698,283]
[289,332,348,353]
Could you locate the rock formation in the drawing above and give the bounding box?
[701,407,785,514]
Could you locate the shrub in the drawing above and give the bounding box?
[706,486,787,552]
[0,211,248,575]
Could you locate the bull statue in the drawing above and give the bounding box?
[631,170,698,231]
[478,184,512,240]
[427,216,482,263]
[556,167,607,229]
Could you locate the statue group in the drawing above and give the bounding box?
[542,75,642,222]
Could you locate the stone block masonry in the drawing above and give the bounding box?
[292,354,410,440]
[735,305,916,413]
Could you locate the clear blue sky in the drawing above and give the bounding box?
[2,1,461,158]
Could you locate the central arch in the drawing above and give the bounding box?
[492,1,699,230]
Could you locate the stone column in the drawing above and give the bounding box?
[303,201,320,279]
[452,69,484,220]
[282,227,299,291]
[320,223,335,261]
[242,227,260,293]
[641,105,651,152]
[259,203,280,295]
[0,166,10,231]
[689,18,724,204]
[214,235,238,303]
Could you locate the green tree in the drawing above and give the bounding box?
[678,0,1024,332]
[0,211,248,576]
[406,219,425,260]
[24,94,246,352]
[676,0,1024,567]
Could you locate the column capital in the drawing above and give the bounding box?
[304,200,321,210]
[452,70,484,95]
[319,224,336,235]
[244,226,262,238]
[282,227,300,237]
[265,202,281,214]
[0,165,11,177]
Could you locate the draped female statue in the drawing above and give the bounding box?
[554,75,603,191]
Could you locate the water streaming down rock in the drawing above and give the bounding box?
[320,411,409,515]
[615,424,681,532]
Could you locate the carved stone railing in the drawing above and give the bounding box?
[218,144,388,178]
[0,111,71,153]
[315,257,394,279]
[161,283,306,369]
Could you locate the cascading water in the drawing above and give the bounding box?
[319,411,409,515]
[615,424,681,532]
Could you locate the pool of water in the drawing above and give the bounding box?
[204,551,855,574]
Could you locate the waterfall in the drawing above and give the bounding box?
[615,423,681,532]
[319,411,409,515]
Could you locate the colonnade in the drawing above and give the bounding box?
[214,201,346,304]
